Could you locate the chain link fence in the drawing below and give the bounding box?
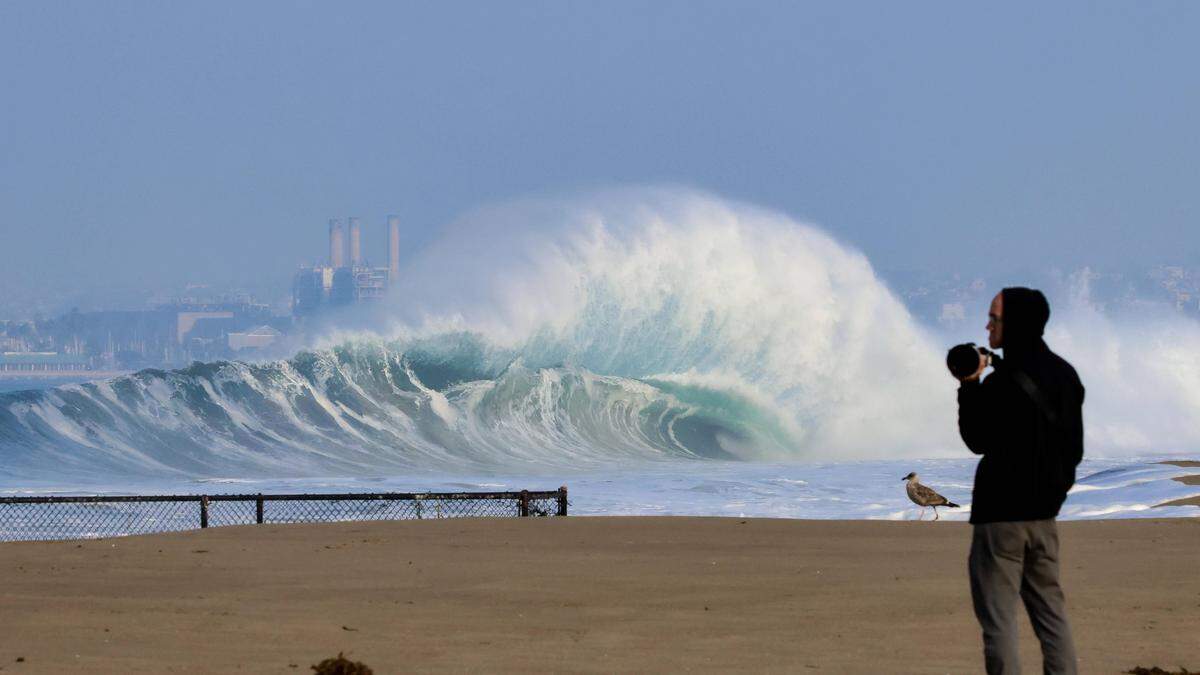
[0,488,568,542]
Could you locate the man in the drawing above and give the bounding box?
[955,287,1084,675]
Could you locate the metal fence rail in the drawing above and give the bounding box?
[0,488,568,542]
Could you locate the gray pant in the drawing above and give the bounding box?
[969,520,1078,675]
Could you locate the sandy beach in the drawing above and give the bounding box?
[1,517,1197,673]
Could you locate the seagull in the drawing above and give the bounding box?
[903,472,960,521]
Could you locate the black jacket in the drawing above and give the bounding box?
[958,288,1085,524]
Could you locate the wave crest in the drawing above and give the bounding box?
[3,188,969,477]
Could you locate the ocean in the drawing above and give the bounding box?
[1,189,1197,523]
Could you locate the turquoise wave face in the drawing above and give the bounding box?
[0,335,797,480]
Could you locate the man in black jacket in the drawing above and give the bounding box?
[956,287,1084,675]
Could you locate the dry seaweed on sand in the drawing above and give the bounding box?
[311,652,373,675]
[1125,667,1193,675]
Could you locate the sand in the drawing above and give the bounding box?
[1159,461,1200,507]
[2,518,1197,673]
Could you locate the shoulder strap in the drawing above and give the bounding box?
[1010,369,1059,425]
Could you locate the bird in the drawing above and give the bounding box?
[903,472,960,521]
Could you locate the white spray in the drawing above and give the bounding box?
[386,187,959,460]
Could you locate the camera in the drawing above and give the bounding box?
[946,343,995,379]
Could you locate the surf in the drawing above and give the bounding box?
[3,188,1197,479]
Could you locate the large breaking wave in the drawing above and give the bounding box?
[1,189,955,478]
[0,341,769,478]
[4,188,1195,480]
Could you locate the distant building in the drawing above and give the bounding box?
[21,294,285,370]
[0,352,91,373]
[228,325,282,351]
[293,266,335,317]
[176,311,235,344]
[292,215,399,319]
[939,302,967,324]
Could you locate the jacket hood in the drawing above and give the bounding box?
[1001,287,1050,362]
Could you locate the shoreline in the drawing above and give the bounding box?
[3,517,1197,673]
[2,456,1198,524]
[1158,460,1200,508]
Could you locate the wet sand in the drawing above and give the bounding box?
[2,517,1197,673]
[1160,461,1200,507]
[1163,477,1200,507]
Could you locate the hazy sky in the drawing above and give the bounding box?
[2,1,1198,311]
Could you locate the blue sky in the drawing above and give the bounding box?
[2,1,1197,309]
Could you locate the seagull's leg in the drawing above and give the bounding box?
[933,507,940,521]
[919,507,926,521]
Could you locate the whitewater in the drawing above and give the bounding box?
[1,188,1197,518]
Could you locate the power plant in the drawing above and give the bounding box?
[388,214,401,282]
[292,215,399,318]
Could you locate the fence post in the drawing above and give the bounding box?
[256,494,264,524]
[519,490,530,517]
[199,495,209,529]
[557,486,568,516]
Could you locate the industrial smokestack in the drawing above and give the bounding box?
[387,215,401,282]
[328,218,345,268]
[348,217,362,267]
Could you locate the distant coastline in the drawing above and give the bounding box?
[0,371,128,393]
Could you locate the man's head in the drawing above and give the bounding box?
[992,287,1050,353]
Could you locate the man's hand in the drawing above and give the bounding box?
[958,351,989,383]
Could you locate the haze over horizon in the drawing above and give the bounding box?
[2,2,1199,313]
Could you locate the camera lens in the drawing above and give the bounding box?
[947,343,982,379]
